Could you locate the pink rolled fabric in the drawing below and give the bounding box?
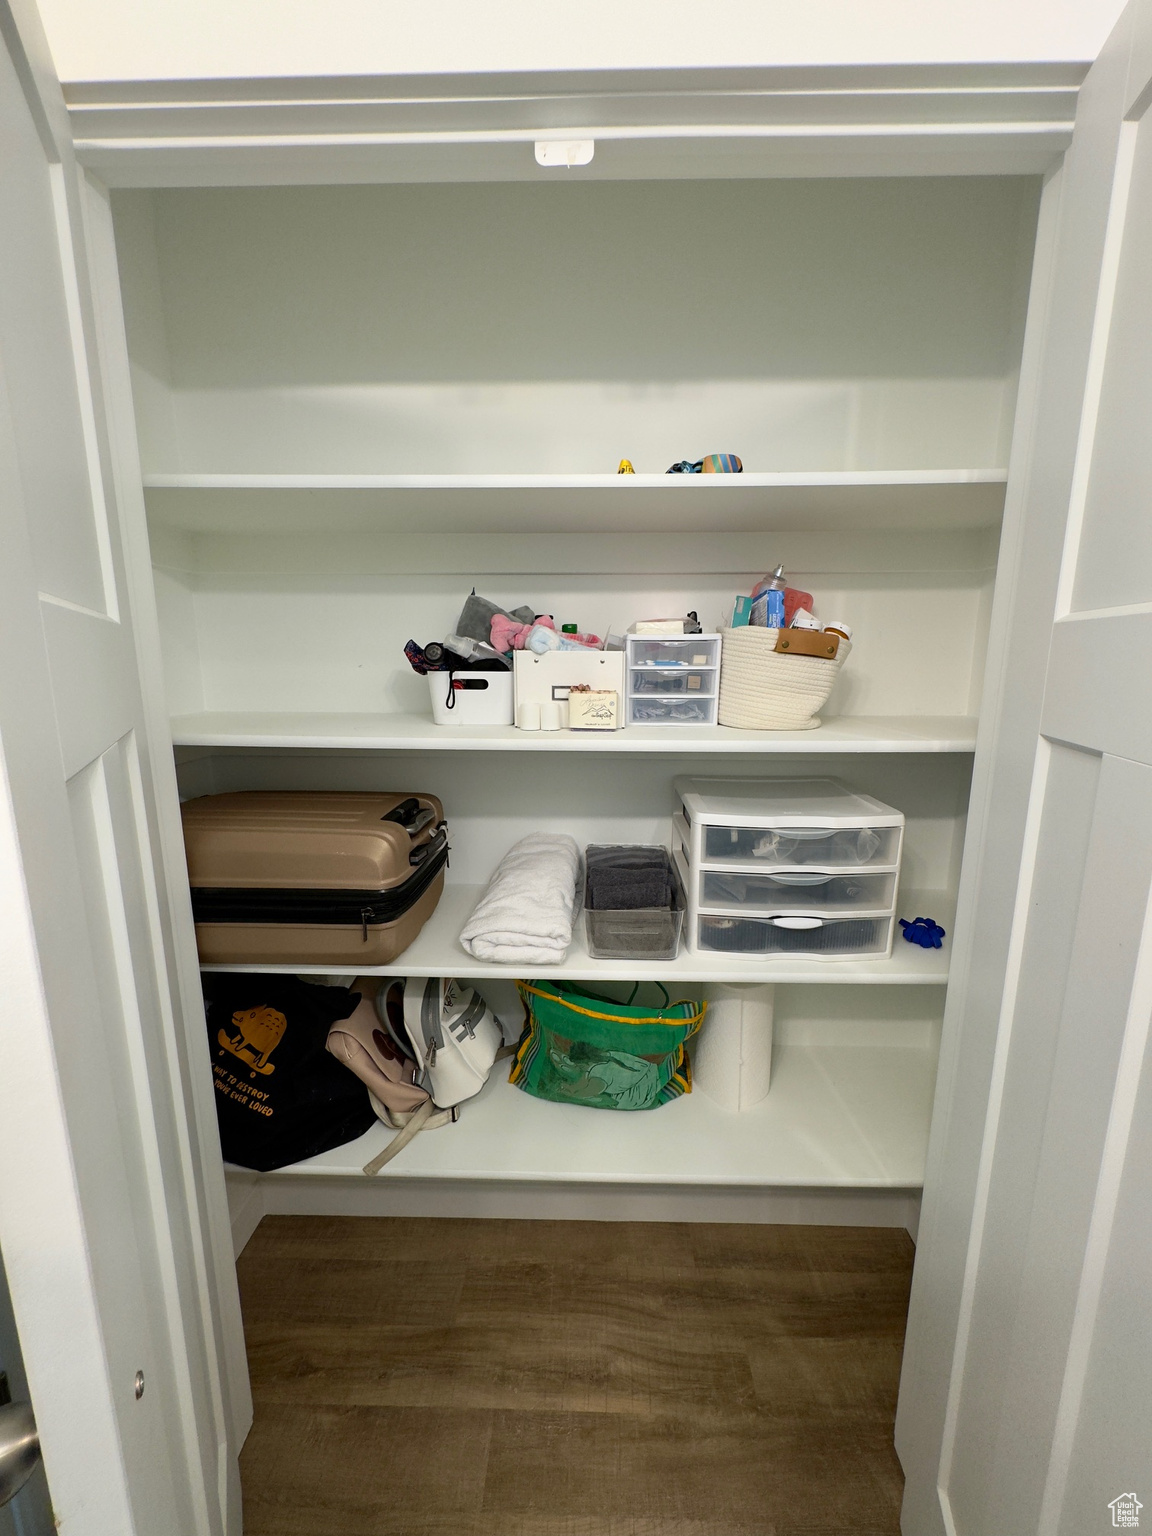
[490,613,555,652]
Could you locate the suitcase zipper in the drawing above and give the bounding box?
[191,833,449,928]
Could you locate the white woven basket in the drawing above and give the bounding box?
[717,626,848,731]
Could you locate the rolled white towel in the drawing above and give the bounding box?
[460,833,582,965]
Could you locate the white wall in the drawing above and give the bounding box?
[113,178,1039,476]
[36,0,1126,83]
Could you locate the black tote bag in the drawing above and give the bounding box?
[202,974,375,1171]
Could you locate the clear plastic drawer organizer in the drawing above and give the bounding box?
[625,635,721,726]
[673,777,904,960]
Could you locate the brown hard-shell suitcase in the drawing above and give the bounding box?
[181,791,448,965]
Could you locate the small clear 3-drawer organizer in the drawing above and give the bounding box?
[626,634,722,726]
[673,777,905,959]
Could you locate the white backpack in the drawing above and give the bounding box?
[404,976,505,1107]
[361,976,505,1174]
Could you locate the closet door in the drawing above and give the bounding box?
[0,4,246,1533]
[897,1,1152,1531]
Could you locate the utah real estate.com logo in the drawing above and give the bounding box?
[1109,1493,1142,1529]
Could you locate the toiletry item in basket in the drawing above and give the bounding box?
[444,634,510,667]
[749,564,787,628]
[789,609,823,631]
[784,586,814,626]
[824,621,853,643]
[751,564,786,599]
[750,588,785,628]
[731,596,753,627]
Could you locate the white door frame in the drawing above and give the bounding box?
[0,2,248,1530]
[897,2,1152,1529]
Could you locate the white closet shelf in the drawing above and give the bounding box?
[239,1039,936,1189]
[171,711,978,755]
[143,469,1007,535]
[202,883,952,985]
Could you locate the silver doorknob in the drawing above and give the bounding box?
[0,1400,40,1506]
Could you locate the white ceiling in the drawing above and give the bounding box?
[35,0,1128,83]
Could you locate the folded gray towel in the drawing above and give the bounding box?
[585,846,675,911]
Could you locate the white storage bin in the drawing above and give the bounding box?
[428,668,514,726]
[674,778,904,958]
[513,650,626,728]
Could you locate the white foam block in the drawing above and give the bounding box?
[692,983,775,1113]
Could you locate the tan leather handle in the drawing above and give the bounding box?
[774,630,840,658]
[363,1098,437,1174]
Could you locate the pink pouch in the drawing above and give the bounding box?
[326,984,430,1122]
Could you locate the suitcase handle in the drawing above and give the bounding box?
[409,824,448,867]
[382,797,423,828]
[382,798,437,838]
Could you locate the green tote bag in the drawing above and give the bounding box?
[510,980,705,1111]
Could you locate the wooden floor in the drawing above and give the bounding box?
[237,1216,914,1536]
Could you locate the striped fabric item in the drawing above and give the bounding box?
[701,453,743,473]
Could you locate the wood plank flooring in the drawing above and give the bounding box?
[237,1216,914,1536]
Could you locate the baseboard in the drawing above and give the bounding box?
[229,1172,922,1229]
[905,1192,923,1243]
[226,1171,266,1256]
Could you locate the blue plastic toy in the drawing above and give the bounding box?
[899,916,946,950]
